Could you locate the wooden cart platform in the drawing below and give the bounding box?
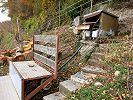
[12,61,52,80]
[0,35,59,100]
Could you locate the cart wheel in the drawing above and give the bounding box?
[40,79,52,90]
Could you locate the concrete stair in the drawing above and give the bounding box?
[95,47,106,53]
[43,80,82,100]
[81,65,107,75]
[59,80,82,95]
[87,59,107,68]
[91,53,105,61]
[43,92,65,100]
[43,42,108,100]
[43,72,94,100]
[71,72,92,84]
[95,44,109,53]
[80,40,98,57]
[99,44,109,48]
[43,66,107,100]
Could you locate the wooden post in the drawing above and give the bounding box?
[90,0,93,13]
[59,1,61,27]
[16,17,24,52]
[80,4,83,16]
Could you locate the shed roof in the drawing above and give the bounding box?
[83,10,118,20]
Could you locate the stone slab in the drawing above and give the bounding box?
[91,53,105,60]
[59,80,81,96]
[71,72,91,84]
[43,92,65,100]
[87,59,106,68]
[81,65,107,74]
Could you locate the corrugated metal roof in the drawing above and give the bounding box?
[83,10,118,20]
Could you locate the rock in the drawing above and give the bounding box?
[81,31,91,40]
[59,80,81,96]
[81,72,97,79]
[87,59,107,68]
[91,53,105,60]
[80,42,97,57]
[80,45,92,57]
[114,71,120,76]
[94,82,103,86]
[72,26,80,35]
[43,92,65,100]
[72,16,82,35]
[73,16,81,27]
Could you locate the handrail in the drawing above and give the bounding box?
[58,44,83,71]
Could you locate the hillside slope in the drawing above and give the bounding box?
[0,1,133,100]
[107,1,133,34]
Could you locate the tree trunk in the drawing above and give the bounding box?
[16,17,24,52]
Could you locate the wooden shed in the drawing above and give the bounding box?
[74,10,119,39]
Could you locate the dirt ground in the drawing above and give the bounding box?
[107,1,133,34]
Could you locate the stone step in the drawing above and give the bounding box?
[43,92,65,100]
[87,59,107,68]
[80,41,97,57]
[81,72,97,79]
[59,80,81,96]
[80,45,95,57]
[99,44,109,48]
[95,46,109,53]
[81,66,107,79]
[91,53,105,60]
[71,72,92,84]
[81,65,107,74]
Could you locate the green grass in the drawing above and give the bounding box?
[66,37,131,100]
[0,33,15,50]
[66,74,129,100]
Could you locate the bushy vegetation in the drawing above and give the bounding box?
[66,79,129,100]
[0,32,15,50]
[109,0,130,6]
[6,0,129,36]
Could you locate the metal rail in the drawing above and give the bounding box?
[58,44,83,71]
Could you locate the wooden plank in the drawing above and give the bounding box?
[54,35,59,79]
[13,61,52,79]
[34,44,56,57]
[0,76,20,100]
[9,61,22,99]
[76,25,90,30]
[34,35,57,44]
[83,22,96,25]
[34,53,55,69]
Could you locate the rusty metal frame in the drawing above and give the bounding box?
[33,35,35,61]
[22,79,25,100]
[54,35,59,79]
[24,35,59,99]
[25,76,54,100]
[33,35,59,79]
